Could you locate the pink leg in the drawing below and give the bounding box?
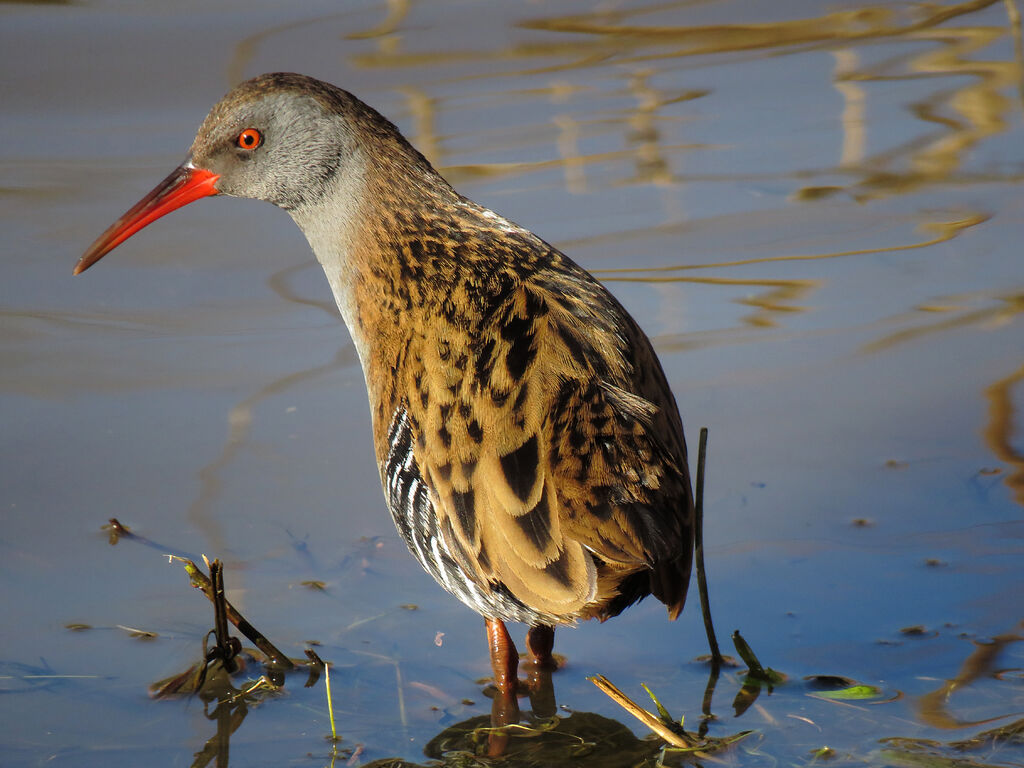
[485,618,520,757]
[485,617,519,695]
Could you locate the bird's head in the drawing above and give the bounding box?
[74,73,423,275]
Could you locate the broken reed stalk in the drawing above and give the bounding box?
[211,560,230,650]
[209,560,240,673]
[694,427,723,666]
[177,556,294,669]
[588,675,697,750]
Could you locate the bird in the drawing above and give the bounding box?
[75,73,695,698]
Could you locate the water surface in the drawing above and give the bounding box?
[2,0,1023,765]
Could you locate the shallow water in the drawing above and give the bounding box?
[2,0,1023,765]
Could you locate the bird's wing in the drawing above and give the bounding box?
[403,271,691,619]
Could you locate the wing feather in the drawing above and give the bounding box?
[402,264,691,621]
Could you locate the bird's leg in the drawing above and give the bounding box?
[525,624,556,669]
[485,617,520,757]
[485,617,519,696]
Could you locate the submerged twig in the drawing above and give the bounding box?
[172,556,294,669]
[206,559,242,674]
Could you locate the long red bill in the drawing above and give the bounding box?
[74,164,221,275]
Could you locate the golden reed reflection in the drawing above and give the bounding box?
[349,1,1009,73]
[830,19,1022,202]
[518,1,1006,52]
[591,213,987,327]
[593,213,988,275]
[608,276,820,332]
[983,363,1024,506]
[918,621,1024,729]
[345,0,410,40]
[860,291,1024,355]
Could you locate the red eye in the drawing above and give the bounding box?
[236,128,262,150]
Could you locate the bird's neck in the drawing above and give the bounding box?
[287,156,512,419]
[287,162,377,369]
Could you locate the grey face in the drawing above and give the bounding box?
[189,91,357,211]
[74,73,421,277]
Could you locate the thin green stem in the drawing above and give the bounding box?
[324,660,338,743]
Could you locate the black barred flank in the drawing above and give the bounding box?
[383,407,565,625]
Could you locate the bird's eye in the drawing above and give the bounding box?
[236,129,262,150]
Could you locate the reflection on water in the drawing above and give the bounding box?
[185,344,357,556]
[985,364,1024,506]
[2,0,1024,765]
[108,579,1024,768]
[918,621,1024,729]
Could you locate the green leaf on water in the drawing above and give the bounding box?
[814,684,883,700]
[732,630,784,684]
[640,682,676,725]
